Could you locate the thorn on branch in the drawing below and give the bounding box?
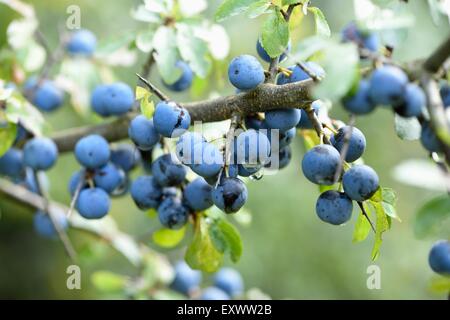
[136,73,170,102]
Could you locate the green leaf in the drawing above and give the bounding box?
[152,289,186,300]
[301,129,320,151]
[289,35,329,62]
[152,226,186,248]
[313,41,359,102]
[247,0,271,19]
[91,271,126,293]
[261,9,290,58]
[0,121,16,157]
[140,98,155,119]
[209,217,243,263]
[135,86,150,100]
[381,187,401,222]
[4,90,45,136]
[215,0,255,22]
[368,188,391,261]
[429,275,450,294]
[152,26,182,84]
[307,7,330,37]
[136,28,155,53]
[282,0,302,5]
[185,216,223,272]
[394,114,421,141]
[176,23,211,78]
[414,195,450,238]
[353,210,371,243]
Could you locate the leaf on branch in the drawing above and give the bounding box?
[153,26,182,85]
[261,8,290,58]
[368,187,392,261]
[246,0,271,19]
[185,216,224,272]
[307,7,331,37]
[353,203,372,243]
[429,275,450,294]
[152,226,186,248]
[136,28,155,53]
[4,89,45,136]
[394,114,421,141]
[0,120,17,157]
[136,86,155,119]
[414,195,450,239]
[215,0,256,22]
[176,23,211,78]
[91,271,127,293]
[209,215,243,263]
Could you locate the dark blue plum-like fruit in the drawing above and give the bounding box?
[153,101,191,138]
[200,287,230,300]
[369,65,408,106]
[256,38,290,63]
[228,55,264,90]
[234,129,271,165]
[277,62,325,85]
[301,144,340,185]
[330,126,366,162]
[163,61,193,92]
[171,261,202,295]
[341,22,379,52]
[244,114,266,130]
[128,115,160,151]
[66,29,97,56]
[343,164,379,201]
[74,134,110,169]
[93,163,124,193]
[183,177,213,211]
[265,145,292,170]
[175,132,206,164]
[130,175,162,209]
[152,154,187,187]
[0,148,24,178]
[264,108,301,133]
[440,84,450,108]
[68,170,88,196]
[316,191,353,225]
[394,83,426,118]
[297,100,321,129]
[91,82,134,116]
[158,197,189,229]
[428,240,450,275]
[213,267,244,297]
[110,144,141,172]
[76,187,110,219]
[24,78,64,112]
[33,210,68,238]
[420,122,443,153]
[23,137,58,171]
[212,177,248,214]
[342,79,376,115]
[190,142,223,178]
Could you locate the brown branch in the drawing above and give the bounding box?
[51,80,314,153]
[423,36,450,73]
[0,178,146,267]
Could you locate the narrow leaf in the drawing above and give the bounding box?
[414,195,450,238]
[261,8,290,58]
[307,7,331,37]
[0,121,17,157]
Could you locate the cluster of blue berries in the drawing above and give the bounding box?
[0,135,64,238]
[23,29,97,113]
[171,261,244,300]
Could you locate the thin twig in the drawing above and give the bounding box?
[333,115,356,183]
[357,201,376,233]
[136,73,170,101]
[296,61,323,82]
[67,169,86,218]
[305,104,330,144]
[33,170,78,262]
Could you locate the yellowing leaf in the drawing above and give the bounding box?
[152,227,186,248]
[135,86,150,100]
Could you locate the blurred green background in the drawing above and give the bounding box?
[0,0,449,299]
